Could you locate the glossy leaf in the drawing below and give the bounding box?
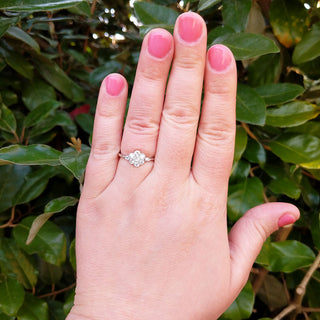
[266,101,320,127]
[286,121,320,139]
[0,0,84,12]
[268,241,315,272]
[269,0,309,48]
[221,281,254,320]
[75,113,94,135]
[243,139,266,166]
[198,0,221,11]
[222,0,251,32]
[0,311,15,320]
[212,33,279,60]
[230,159,251,183]
[248,53,281,86]
[255,83,304,106]
[0,17,19,38]
[33,58,84,102]
[21,78,56,111]
[134,1,179,25]
[69,238,76,271]
[17,292,49,320]
[1,89,18,106]
[14,166,58,205]
[59,145,90,181]
[3,50,34,79]
[236,84,266,125]
[0,144,62,166]
[292,23,320,64]
[89,61,122,86]
[38,260,63,285]
[6,27,40,52]
[13,216,67,266]
[26,196,78,244]
[311,213,320,250]
[269,134,320,164]
[0,237,38,289]
[24,100,62,128]
[228,177,264,221]
[0,277,25,316]
[0,103,16,134]
[0,165,31,213]
[234,126,247,162]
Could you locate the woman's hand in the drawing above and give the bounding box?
[67,12,299,320]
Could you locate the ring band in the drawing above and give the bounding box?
[119,150,154,167]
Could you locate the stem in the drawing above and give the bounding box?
[0,206,16,228]
[38,283,76,299]
[273,304,296,320]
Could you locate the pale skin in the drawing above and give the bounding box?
[67,12,299,320]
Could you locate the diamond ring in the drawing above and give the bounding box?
[118,150,154,167]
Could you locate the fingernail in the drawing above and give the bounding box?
[178,14,203,43]
[105,75,124,96]
[148,32,172,59]
[278,214,297,228]
[208,45,233,72]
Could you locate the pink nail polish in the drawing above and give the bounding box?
[105,75,124,96]
[148,32,172,59]
[178,14,203,43]
[278,214,296,228]
[208,45,233,72]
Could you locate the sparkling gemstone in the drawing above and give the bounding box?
[127,150,145,167]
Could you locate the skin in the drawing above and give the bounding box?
[66,13,299,320]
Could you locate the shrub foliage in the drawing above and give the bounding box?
[0,0,320,319]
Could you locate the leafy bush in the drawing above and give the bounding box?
[0,0,320,319]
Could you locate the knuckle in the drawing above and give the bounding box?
[126,112,159,136]
[163,103,199,126]
[198,123,235,145]
[175,53,204,70]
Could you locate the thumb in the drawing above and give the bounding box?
[228,202,300,291]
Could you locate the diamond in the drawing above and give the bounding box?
[126,150,146,167]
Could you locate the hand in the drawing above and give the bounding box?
[67,12,299,320]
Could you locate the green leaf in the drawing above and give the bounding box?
[6,27,40,53]
[0,103,17,134]
[311,213,320,250]
[0,0,84,12]
[14,167,58,205]
[17,292,49,320]
[63,289,75,316]
[0,165,31,213]
[59,145,90,181]
[1,89,18,106]
[234,126,247,162]
[221,281,254,320]
[266,101,320,128]
[255,83,304,106]
[248,53,281,86]
[33,57,84,102]
[268,240,315,272]
[22,78,56,111]
[286,121,320,139]
[269,0,309,48]
[236,84,266,125]
[26,196,78,245]
[48,301,65,320]
[230,159,251,183]
[0,144,62,166]
[69,238,76,271]
[75,113,94,135]
[0,277,25,316]
[293,23,320,64]
[300,176,320,209]
[198,0,221,11]
[222,0,251,32]
[13,216,67,266]
[212,33,279,60]
[134,1,179,25]
[38,260,63,285]
[2,49,34,79]
[0,237,38,289]
[228,177,264,221]
[89,61,122,86]
[24,100,62,128]
[0,311,15,320]
[0,17,19,38]
[68,1,91,16]
[243,139,266,166]
[28,111,76,138]
[269,134,320,164]
[207,25,234,45]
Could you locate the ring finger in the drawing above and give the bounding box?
[115,28,174,184]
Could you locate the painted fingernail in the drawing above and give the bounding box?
[178,14,203,43]
[208,45,233,72]
[105,74,124,96]
[278,214,297,228]
[148,32,172,59]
